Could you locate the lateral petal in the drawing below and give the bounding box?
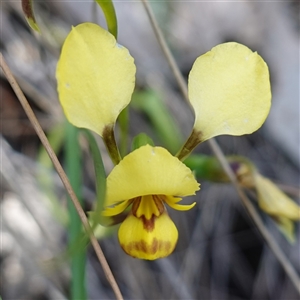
[189,42,271,142]
[56,23,136,136]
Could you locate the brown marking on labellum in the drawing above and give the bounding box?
[131,195,167,232]
[141,215,156,232]
[131,197,141,215]
[132,195,165,226]
[121,238,174,258]
[152,195,166,215]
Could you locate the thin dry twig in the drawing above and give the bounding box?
[0,53,124,300]
[209,139,300,294]
[141,0,300,294]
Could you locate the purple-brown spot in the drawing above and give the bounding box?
[22,0,35,20]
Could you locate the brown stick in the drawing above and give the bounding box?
[0,53,124,300]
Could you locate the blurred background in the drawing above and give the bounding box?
[1,1,299,299]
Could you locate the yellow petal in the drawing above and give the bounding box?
[188,42,271,142]
[164,196,196,211]
[255,174,300,220]
[105,145,200,206]
[102,199,132,217]
[118,211,178,260]
[56,23,136,136]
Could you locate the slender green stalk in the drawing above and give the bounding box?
[95,0,118,39]
[118,108,129,157]
[65,122,86,300]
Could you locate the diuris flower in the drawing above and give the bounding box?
[102,145,200,260]
[56,22,271,259]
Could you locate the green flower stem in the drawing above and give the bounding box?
[176,129,203,161]
[65,122,86,300]
[102,124,122,165]
[118,108,129,157]
[95,0,118,39]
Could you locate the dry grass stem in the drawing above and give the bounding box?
[0,53,124,300]
[141,0,300,294]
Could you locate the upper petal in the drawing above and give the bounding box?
[188,42,271,142]
[105,145,200,206]
[56,23,136,136]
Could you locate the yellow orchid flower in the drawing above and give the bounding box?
[102,145,200,260]
[56,23,272,259]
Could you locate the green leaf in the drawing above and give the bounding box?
[65,122,86,300]
[94,0,118,39]
[80,129,107,227]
